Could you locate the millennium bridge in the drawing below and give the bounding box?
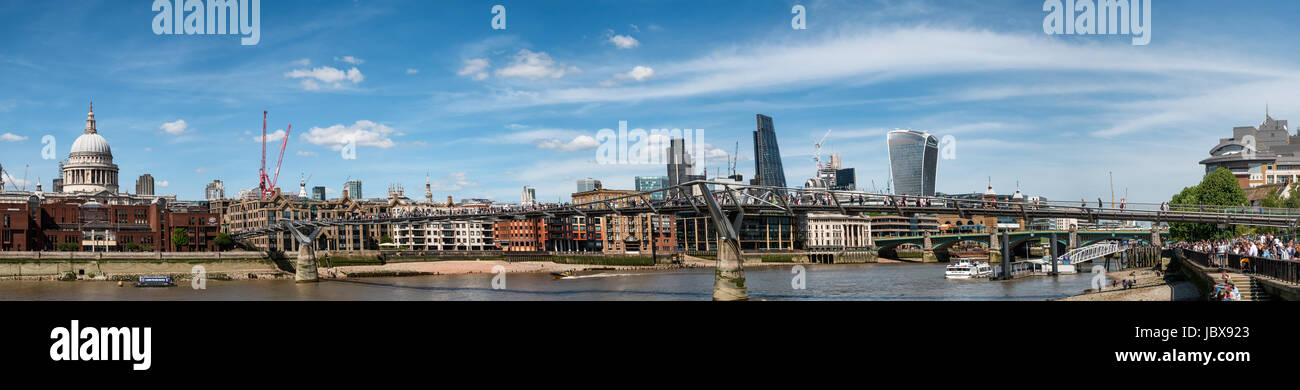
[230,181,1300,300]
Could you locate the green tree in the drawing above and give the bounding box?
[214,232,235,251]
[56,242,79,252]
[124,242,141,252]
[380,235,394,244]
[1168,167,1248,241]
[171,228,191,249]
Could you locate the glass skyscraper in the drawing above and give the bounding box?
[666,138,694,187]
[752,114,787,187]
[635,176,669,200]
[345,180,363,199]
[887,130,939,196]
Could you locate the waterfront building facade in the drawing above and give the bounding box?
[887,129,939,196]
[216,189,392,252]
[804,212,872,250]
[572,188,676,254]
[1200,113,1296,189]
[676,212,803,252]
[752,114,788,187]
[869,214,940,238]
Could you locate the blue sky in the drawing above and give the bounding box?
[2,0,1300,204]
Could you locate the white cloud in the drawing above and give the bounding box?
[194,167,210,174]
[253,129,287,143]
[608,33,640,49]
[537,135,600,152]
[615,66,655,82]
[0,132,27,142]
[495,50,578,80]
[159,119,188,135]
[292,58,311,66]
[457,58,490,81]
[302,120,397,150]
[405,68,420,75]
[157,180,170,188]
[429,171,479,191]
[284,66,365,90]
[296,150,317,157]
[335,56,364,65]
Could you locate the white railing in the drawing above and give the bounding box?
[1059,242,1127,264]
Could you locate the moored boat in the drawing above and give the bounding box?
[133,276,175,287]
[945,259,992,279]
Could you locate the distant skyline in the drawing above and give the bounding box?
[3,0,1300,203]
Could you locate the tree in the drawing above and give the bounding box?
[171,228,190,249]
[56,242,79,252]
[381,235,394,244]
[124,242,141,252]
[214,232,235,251]
[1168,167,1248,241]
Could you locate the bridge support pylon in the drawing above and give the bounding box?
[921,231,938,263]
[1068,225,1079,251]
[1150,227,1162,247]
[699,184,747,301]
[988,231,1002,264]
[285,222,325,283]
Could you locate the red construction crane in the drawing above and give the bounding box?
[257,110,292,200]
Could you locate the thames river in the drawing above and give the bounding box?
[0,263,1105,300]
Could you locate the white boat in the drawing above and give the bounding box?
[945,259,992,279]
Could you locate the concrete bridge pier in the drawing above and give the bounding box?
[921,231,938,263]
[988,231,1002,263]
[699,184,747,301]
[1068,226,1079,251]
[1049,232,1060,276]
[285,223,325,283]
[1150,227,1162,247]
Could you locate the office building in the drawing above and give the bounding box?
[312,186,326,201]
[521,186,536,206]
[752,114,787,187]
[635,176,669,200]
[345,180,362,199]
[666,138,695,187]
[576,178,601,193]
[204,180,225,200]
[1200,111,1298,189]
[135,174,155,196]
[887,129,939,196]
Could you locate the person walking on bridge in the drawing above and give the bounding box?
[1097,198,1103,209]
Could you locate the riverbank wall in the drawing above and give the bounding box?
[0,251,281,280]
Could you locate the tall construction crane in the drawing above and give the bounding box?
[258,110,292,200]
[813,129,831,169]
